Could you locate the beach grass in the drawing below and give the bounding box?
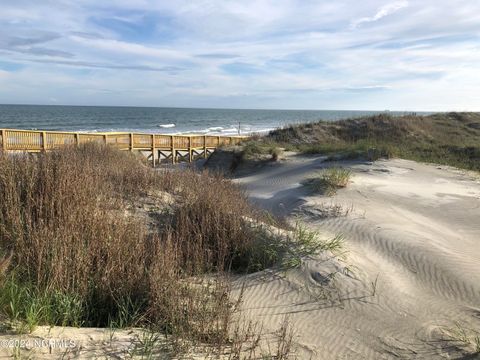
[238,221,343,272]
[241,141,284,162]
[304,167,352,196]
[0,143,313,356]
[448,322,480,355]
[248,112,480,171]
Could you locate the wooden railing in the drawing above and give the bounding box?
[0,128,247,165]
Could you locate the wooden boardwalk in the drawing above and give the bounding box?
[0,128,246,166]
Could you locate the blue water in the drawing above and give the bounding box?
[0,105,426,135]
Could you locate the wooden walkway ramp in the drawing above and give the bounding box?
[0,128,247,166]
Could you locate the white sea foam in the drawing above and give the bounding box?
[158,123,176,128]
[179,126,276,136]
[207,126,223,132]
[221,128,239,133]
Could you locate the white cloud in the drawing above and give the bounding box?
[0,0,479,110]
[350,1,409,28]
[69,36,189,61]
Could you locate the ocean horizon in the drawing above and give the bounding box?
[0,104,428,136]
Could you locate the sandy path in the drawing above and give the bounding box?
[233,155,480,359]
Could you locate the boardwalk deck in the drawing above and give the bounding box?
[0,128,247,166]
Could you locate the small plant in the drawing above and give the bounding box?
[127,330,163,359]
[242,141,270,158]
[225,317,296,359]
[109,296,146,329]
[269,147,283,162]
[282,223,343,268]
[448,322,480,354]
[24,297,44,333]
[237,221,343,271]
[304,167,352,196]
[241,141,282,162]
[0,274,85,332]
[11,341,24,360]
[300,202,353,219]
[272,317,295,360]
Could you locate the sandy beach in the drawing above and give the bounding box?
[232,155,480,359]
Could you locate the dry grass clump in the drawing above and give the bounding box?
[0,144,156,328]
[0,253,11,279]
[157,169,326,274]
[157,169,263,274]
[0,143,300,357]
[304,167,352,196]
[227,317,295,359]
[269,147,283,162]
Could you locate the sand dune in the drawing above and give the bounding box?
[233,155,480,359]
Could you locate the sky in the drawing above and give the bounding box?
[0,0,479,110]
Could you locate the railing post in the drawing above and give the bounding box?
[203,135,207,159]
[217,136,220,148]
[152,134,157,167]
[75,133,80,147]
[42,131,47,151]
[0,130,6,151]
[171,135,176,164]
[104,134,108,145]
[188,136,192,163]
[130,133,134,152]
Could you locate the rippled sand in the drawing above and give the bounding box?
[234,155,480,359]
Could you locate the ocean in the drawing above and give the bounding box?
[0,105,424,135]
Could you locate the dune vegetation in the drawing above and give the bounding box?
[243,112,480,171]
[0,143,339,357]
[303,167,352,196]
